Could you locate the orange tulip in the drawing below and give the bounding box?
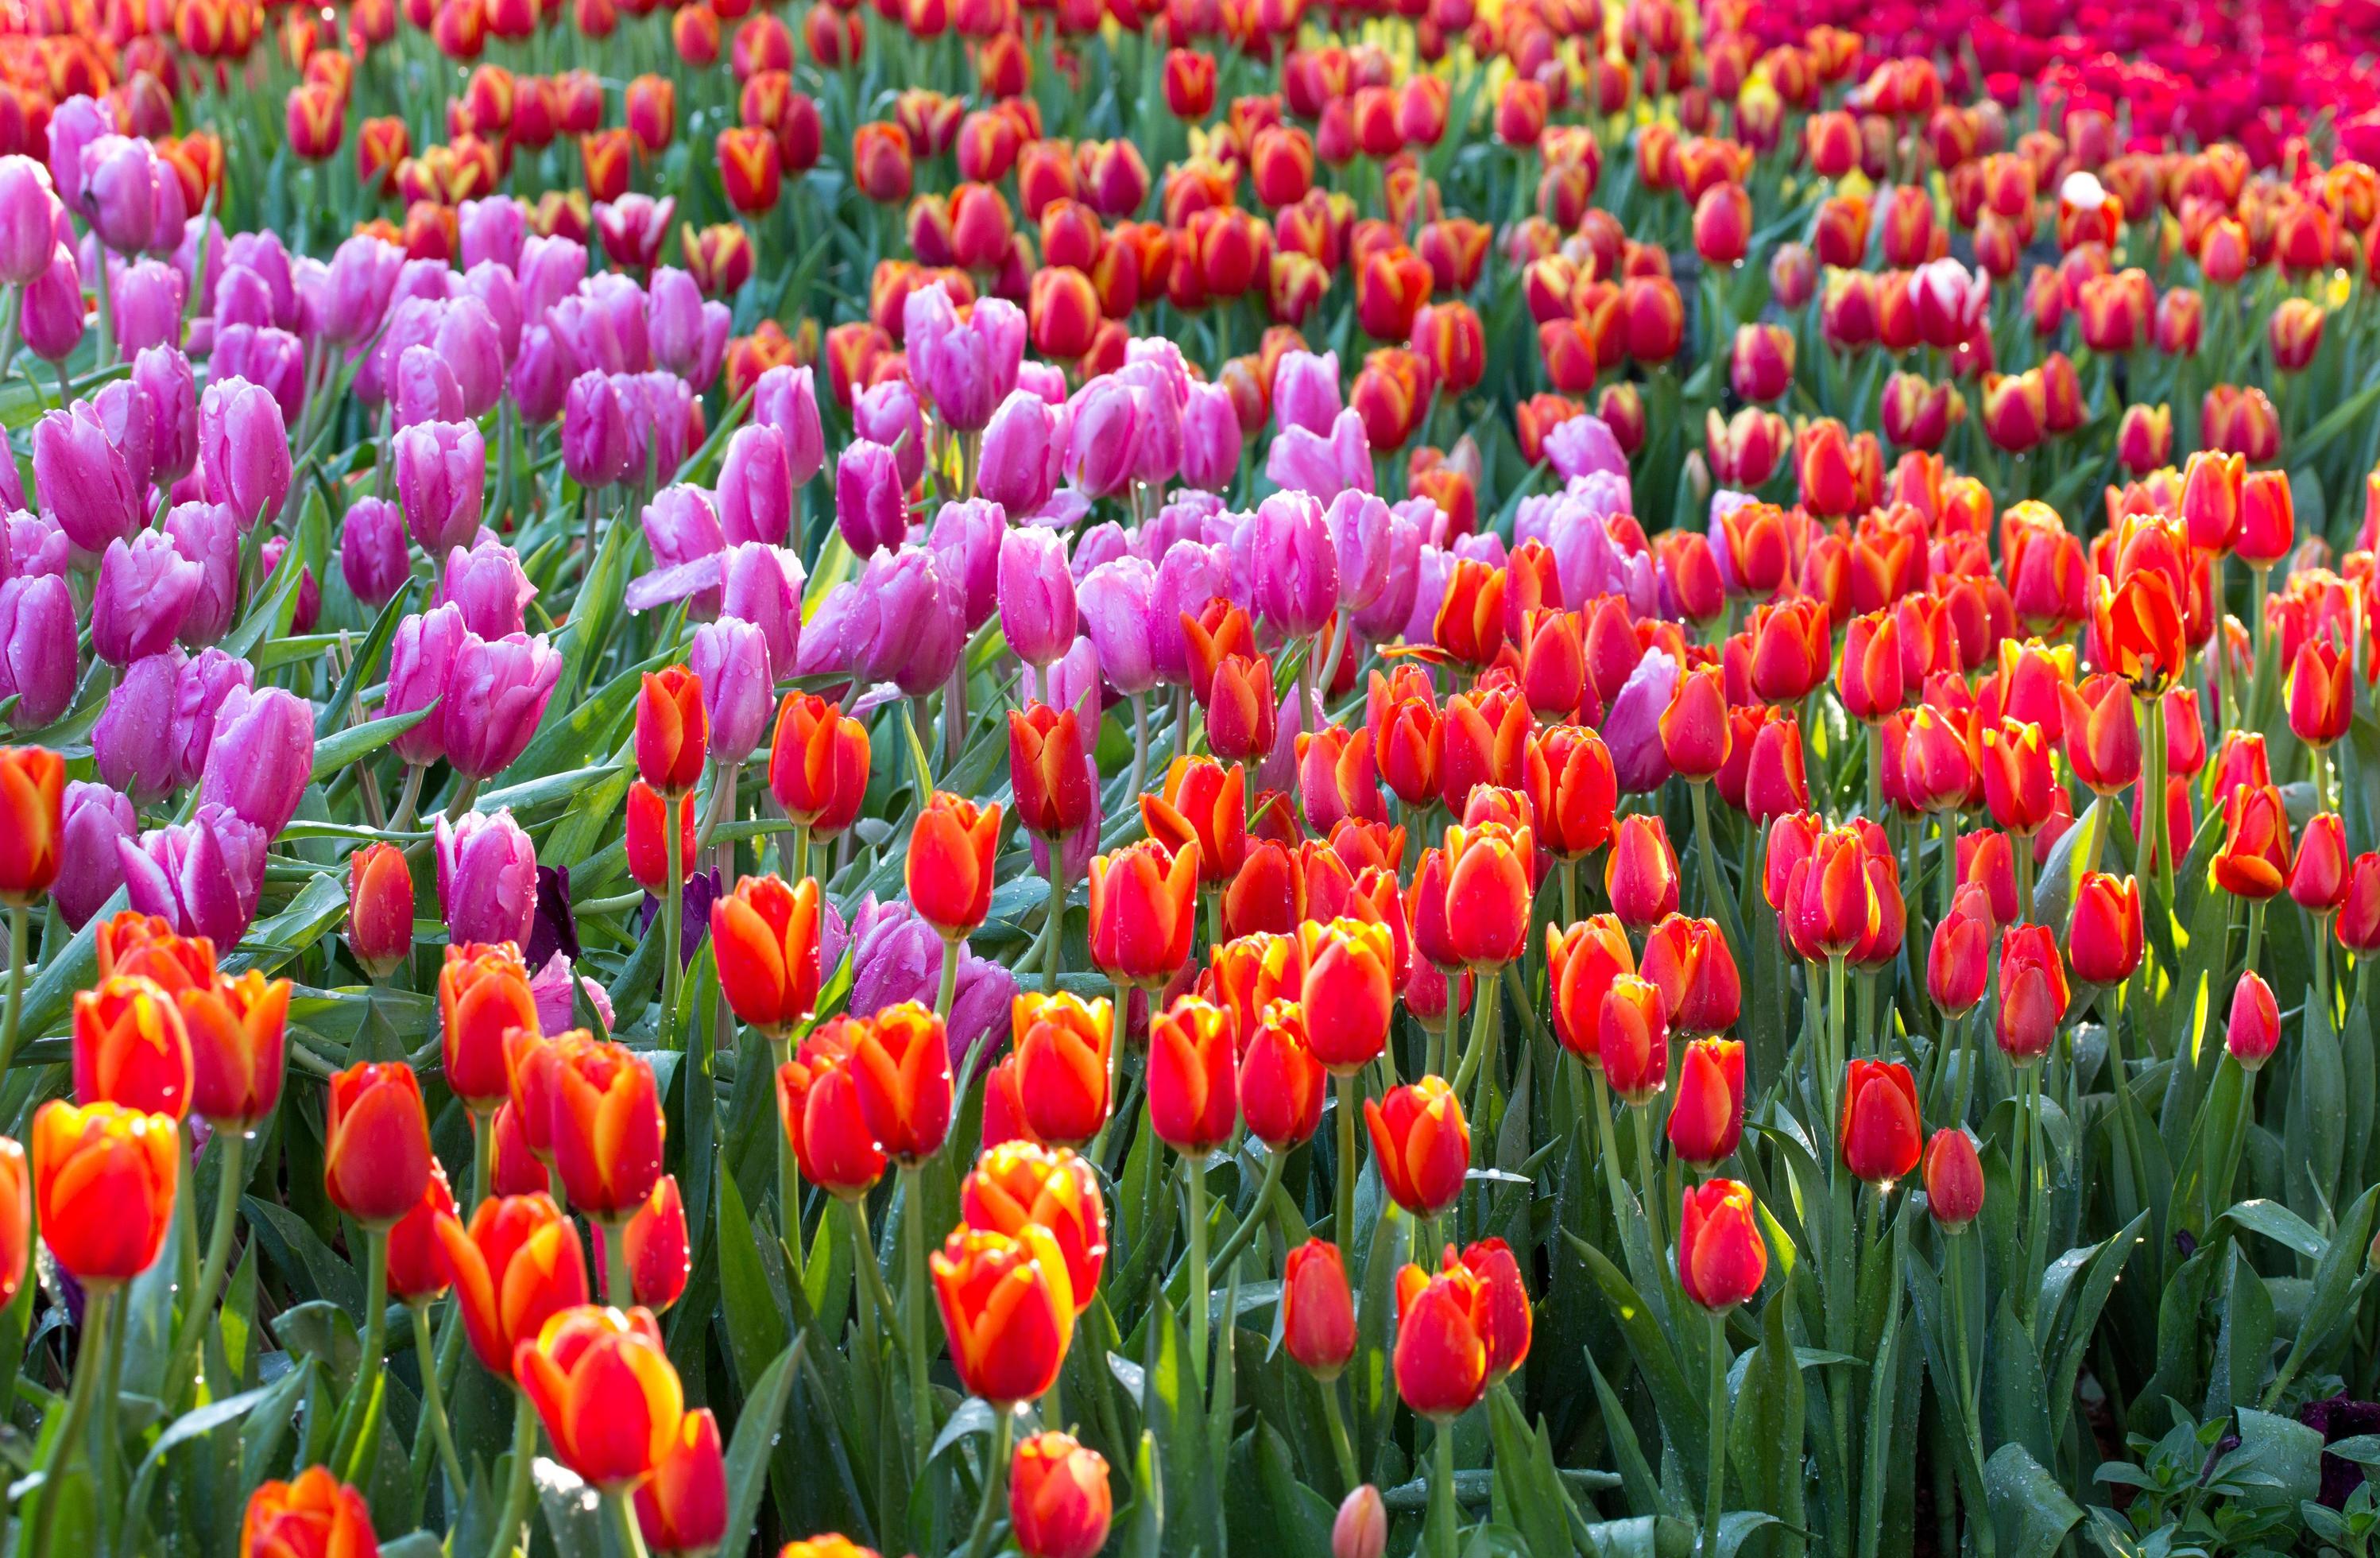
[1600,974,1670,1102]
[1010,1432,1113,1558]
[96,911,216,992]
[1238,999,1326,1149]
[1667,1037,1744,1168]
[515,1304,685,1490]
[849,1002,954,1163]
[932,1224,1076,1405]
[710,874,823,1037]
[769,694,872,834]
[637,665,709,797]
[347,841,414,978]
[1538,727,1619,857]
[1010,993,1113,1148]
[1979,717,2057,837]
[1441,821,1533,969]
[2092,572,2185,696]
[1087,839,1200,987]
[1391,1251,1491,1419]
[636,1408,729,1556]
[1147,994,1236,1156]
[778,1019,887,1196]
[1678,1179,1767,1308]
[241,1467,377,1558]
[961,1140,1108,1306]
[1922,1128,1985,1227]
[324,1061,433,1227]
[1298,917,1397,1073]
[2289,638,2353,749]
[32,1099,176,1283]
[1838,1058,1921,1185]
[1364,1074,1469,1217]
[1604,813,1680,928]
[1639,915,1740,1036]
[179,970,290,1130]
[1546,915,1635,1063]
[1995,924,2068,1064]
[2058,674,2140,795]
[437,1192,593,1374]
[2068,873,2143,985]
[2293,814,2351,914]
[1283,1237,1357,1379]
[385,1160,459,1303]
[73,975,194,1121]
[1140,758,1248,884]
[1205,930,1306,1037]
[907,791,1001,939]
[2212,783,2293,900]
[439,943,538,1110]
[551,1037,666,1218]
[0,746,62,907]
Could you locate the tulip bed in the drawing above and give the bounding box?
[6,0,2380,1556]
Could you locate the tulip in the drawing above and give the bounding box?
[629,1408,727,1557]
[769,694,872,839]
[1923,1130,1985,1228]
[1364,1073,1469,1218]
[552,1037,666,1219]
[1640,915,1740,1036]
[1678,1178,1767,1309]
[438,943,538,1115]
[1000,526,1079,670]
[1668,1037,1745,1168]
[72,973,193,1122]
[0,576,78,732]
[197,684,314,839]
[443,632,563,779]
[437,1192,590,1375]
[325,1060,434,1227]
[932,1223,1075,1405]
[2289,639,2353,750]
[1283,1238,1357,1382]
[1010,1433,1113,1558]
[1605,813,1680,928]
[2060,675,2140,795]
[907,792,1000,943]
[2067,873,2144,986]
[1442,822,1533,968]
[1391,1253,1491,1419]
[1838,1058,1921,1185]
[1298,917,1397,1073]
[514,1305,685,1492]
[0,746,62,913]
[1238,1001,1325,1149]
[1088,839,1200,988]
[710,875,822,1037]
[1995,924,2068,1065]
[54,784,134,932]
[2227,969,2279,1071]
[1546,916,1634,1063]
[241,1469,379,1558]
[2293,815,2351,916]
[2212,784,2292,901]
[635,665,709,799]
[435,808,539,950]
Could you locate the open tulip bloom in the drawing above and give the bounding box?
[9,9,2380,1558]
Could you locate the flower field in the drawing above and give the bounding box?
[0,0,2376,1554]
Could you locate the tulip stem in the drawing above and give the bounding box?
[1126,691,1149,808]
[484,1390,539,1558]
[2018,1060,2047,1331]
[960,1406,1015,1558]
[1334,1072,1362,1249]
[769,1034,807,1287]
[2243,896,2267,977]
[1632,1104,1663,1257]
[26,1283,114,1558]
[1318,1375,1360,1494]
[935,935,962,1024]
[0,902,25,1074]
[161,1130,246,1412]
[789,821,811,885]
[844,1196,903,1363]
[1590,1068,1634,1238]
[1184,1153,1211,1389]
[601,1215,633,1309]
[1703,1308,1729,1558]
[901,1163,935,1477]
[2014,844,2034,928]
[1825,954,1848,1148]
[608,1488,652,1558]
[1431,1416,1461,1557]
[1043,865,1065,994]
[335,1226,392,1485]
[1205,1148,1286,1276]
[2141,692,2176,916]
[389,764,426,834]
[470,1106,494,1211]
[1686,782,1741,968]
[1317,618,1353,701]
[410,1301,468,1503]
[661,800,684,1048]
[1449,970,1496,1103]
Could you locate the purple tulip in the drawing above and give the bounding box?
[717,543,803,676]
[0,573,74,727]
[1179,380,1241,491]
[1352,513,1425,642]
[118,803,265,949]
[339,496,412,609]
[561,371,633,493]
[1266,407,1374,502]
[1016,360,1067,404]
[33,401,140,566]
[510,323,580,424]
[214,264,274,330]
[1325,489,1395,614]
[586,275,656,372]
[1118,362,1184,488]
[1078,555,1159,695]
[393,343,465,431]
[1066,376,1140,500]
[162,502,238,647]
[108,257,183,354]
[999,525,1077,670]
[212,324,304,427]
[904,282,1022,434]
[1254,490,1338,638]
[93,531,199,666]
[18,242,82,362]
[648,266,717,378]
[431,296,505,418]
[1272,350,1342,437]
[1069,521,1128,581]
[529,951,613,1036]
[517,233,588,322]
[925,498,1000,630]
[90,377,154,496]
[853,378,927,489]
[718,423,793,548]
[198,376,292,530]
[1,510,64,579]
[1604,648,1679,793]
[439,537,535,638]
[849,545,964,695]
[48,96,111,218]
[56,781,134,929]
[1401,545,1454,645]
[134,344,197,486]
[621,372,695,480]
[825,893,1018,1063]
[79,135,168,254]
[1021,635,1101,734]
[323,233,404,344]
[977,390,1058,514]
[435,807,539,948]
[220,232,295,325]
[259,538,321,635]
[94,648,184,802]
[462,262,523,366]
[393,420,487,556]
[0,153,59,288]
[443,631,561,779]
[834,440,907,557]
[691,617,773,762]
[169,649,255,789]
[1546,413,1628,483]
[199,683,315,836]
[386,604,467,766]
[1147,540,1230,688]
[460,196,527,273]
[753,365,825,485]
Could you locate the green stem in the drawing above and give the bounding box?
[1206,1149,1286,1275]
[335,1226,391,1482]
[0,902,27,1074]
[2018,1061,2047,1331]
[609,1488,652,1558]
[601,1215,633,1309]
[1335,1072,1362,1246]
[1592,1068,1633,1235]
[2244,897,2267,977]
[2014,843,2035,928]
[412,1302,467,1502]
[902,1163,935,1476]
[161,1131,246,1409]
[1633,1103,1663,1257]
[1043,862,1065,995]
[845,1195,901,1358]
[661,796,684,1048]
[935,935,963,1023]
[769,1034,807,1288]
[791,820,811,884]
[1704,1308,1729,1558]
[483,1391,538,1558]
[1186,1153,1210,1389]
[470,1106,494,1211]
[960,1408,1016,1558]
[1825,955,1848,1146]
[1449,968,1497,1099]
[1433,1416,1461,1556]
[1864,718,1883,822]
[28,1285,114,1558]
[1319,1375,1361,1494]
[1125,691,1149,807]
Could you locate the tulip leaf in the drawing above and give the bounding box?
[308,701,435,783]
[1571,1233,1705,1506]
[2220,1198,2327,1259]
[1982,1443,2083,1558]
[118,1384,273,1555]
[2206,1242,2274,1422]
[720,1336,803,1552]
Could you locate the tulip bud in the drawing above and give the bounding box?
[1678,1178,1766,1309]
[1922,1128,1984,1229]
[2226,969,2280,1071]
[1333,1486,1388,1558]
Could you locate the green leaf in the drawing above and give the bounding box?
[2206,1241,2274,1422]
[1982,1443,2082,1558]
[1569,1232,1707,1486]
[118,1385,274,1554]
[310,701,434,782]
[720,1337,804,1551]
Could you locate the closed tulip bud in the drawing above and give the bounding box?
[1660,667,1730,780]
[1600,974,1670,1103]
[591,1176,693,1318]
[241,1468,378,1558]
[2293,813,2351,914]
[1922,1129,1984,1229]
[769,694,871,835]
[513,1305,684,1491]
[437,942,537,1111]
[1995,923,2068,1064]
[1392,1253,1492,1419]
[2289,639,2352,749]
[1146,995,1236,1156]
[2067,873,2143,985]
[383,1162,459,1304]
[709,875,822,1037]
[1298,917,1396,1072]
[1238,999,1325,1148]
[0,746,62,908]
[1008,1433,1112,1558]
[1605,812,1680,928]
[907,792,1001,939]
[1010,994,1113,1147]
[2116,403,2171,475]
[1365,1073,1469,1217]
[632,1408,727,1557]
[2227,969,2280,1070]
[625,783,698,892]
[932,1223,1075,1405]
[553,1037,665,1217]
[2058,675,2139,795]
[1089,839,1200,987]
[2342,854,2380,952]
[1667,1037,1744,1168]
[1640,915,1740,1035]
[174,968,288,1131]
[1442,822,1532,969]
[324,1060,433,1227]
[435,808,538,950]
[634,665,708,797]
[1000,525,1078,670]
[1979,717,2057,837]
[2212,784,2293,901]
[1678,1178,1766,1309]
[1546,915,1634,1063]
[846,1002,953,1163]
[1838,1058,1921,1185]
[1283,1238,1357,1379]
[73,975,194,1120]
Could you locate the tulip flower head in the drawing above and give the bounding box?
[514,1304,686,1490]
